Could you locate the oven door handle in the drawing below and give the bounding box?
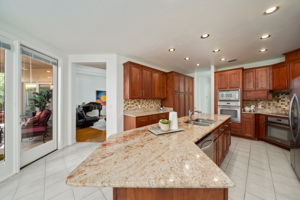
[267,122,290,130]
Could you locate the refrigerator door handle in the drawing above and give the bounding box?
[289,94,300,142]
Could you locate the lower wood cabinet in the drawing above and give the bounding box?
[241,113,256,139]
[124,112,169,131]
[256,114,266,140]
[213,120,231,166]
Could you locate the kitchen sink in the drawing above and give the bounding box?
[185,118,216,126]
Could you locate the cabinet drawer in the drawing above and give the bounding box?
[159,113,169,119]
[136,116,150,127]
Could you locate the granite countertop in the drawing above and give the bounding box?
[66,114,234,189]
[124,107,173,117]
[242,111,288,118]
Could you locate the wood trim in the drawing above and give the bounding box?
[113,188,228,200]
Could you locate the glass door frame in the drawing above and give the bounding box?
[19,44,58,167]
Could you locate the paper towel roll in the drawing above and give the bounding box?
[169,111,178,130]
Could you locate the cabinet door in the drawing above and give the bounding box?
[290,60,300,80]
[179,93,185,117]
[244,69,255,90]
[216,72,228,89]
[256,67,270,90]
[129,65,143,98]
[173,74,180,92]
[173,93,180,116]
[228,70,242,89]
[256,114,266,140]
[142,68,152,98]
[160,73,167,98]
[149,114,160,124]
[213,138,219,165]
[241,113,256,138]
[136,116,150,127]
[179,75,185,92]
[272,63,289,90]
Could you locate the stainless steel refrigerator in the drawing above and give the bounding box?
[290,77,300,180]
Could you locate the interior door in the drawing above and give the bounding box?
[20,46,58,167]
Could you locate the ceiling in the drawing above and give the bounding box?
[0,0,300,74]
[77,62,107,70]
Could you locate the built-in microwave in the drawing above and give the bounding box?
[218,89,240,101]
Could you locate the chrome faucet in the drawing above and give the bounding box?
[188,109,202,121]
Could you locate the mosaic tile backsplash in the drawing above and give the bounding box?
[124,99,162,111]
[244,93,290,114]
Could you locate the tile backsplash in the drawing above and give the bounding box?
[244,93,290,114]
[124,99,162,111]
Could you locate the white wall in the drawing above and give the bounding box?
[194,71,211,113]
[75,65,106,113]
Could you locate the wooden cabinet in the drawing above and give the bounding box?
[290,60,300,80]
[241,113,256,139]
[152,71,166,99]
[228,70,242,89]
[163,72,194,118]
[124,112,169,131]
[212,120,231,166]
[215,72,228,89]
[255,67,270,90]
[124,61,166,99]
[244,69,255,90]
[256,114,266,140]
[272,62,289,90]
[142,68,152,98]
[243,66,271,100]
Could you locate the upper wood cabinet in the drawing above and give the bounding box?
[244,69,255,90]
[215,72,228,89]
[124,61,166,99]
[255,67,270,90]
[272,62,289,90]
[290,60,300,80]
[152,71,166,99]
[215,68,243,90]
[228,70,242,89]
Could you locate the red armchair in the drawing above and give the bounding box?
[22,109,52,143]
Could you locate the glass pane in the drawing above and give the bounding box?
[21,55,54,151]
[220,109,238,118]
[0,48,5,161]
[291,95,299,140]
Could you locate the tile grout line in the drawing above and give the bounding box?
[223,140,238,171]
[265,145,278,200]
[242,141,251,200]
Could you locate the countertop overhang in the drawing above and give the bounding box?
[66,114,234,189]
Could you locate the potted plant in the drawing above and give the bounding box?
[159,119,171,131]
[30,90,52,112]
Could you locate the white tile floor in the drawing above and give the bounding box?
[0,137,299,200]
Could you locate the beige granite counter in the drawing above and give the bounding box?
[242,111,288,118]
[124,107,173,117]
[66,114,234,189]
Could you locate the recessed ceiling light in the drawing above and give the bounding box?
[168,48,175,52]
[46,70,51,73]
[184,57,190,61]
[264,6,279,15]
[200,33,210,39]
[260,34,271,39]
[196,63,200,66]
[259,48,268,52]
[221,58,226,61]
[212,49,220,53]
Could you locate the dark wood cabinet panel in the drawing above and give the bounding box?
[256,114,266,140]
[124,61,166,99]
[243,90,271,100]
[241,113,256,139]
[163,72,194,118]
[216,72,228,89]
[228,70,242,89]
[142,68,152,98]
[255,67,270,90]
[272,63,289,90]
[290,60,300,80]
[244,69,255,90]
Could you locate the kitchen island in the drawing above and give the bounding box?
[66,114,234,200]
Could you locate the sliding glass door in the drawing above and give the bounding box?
[20,46,58,167]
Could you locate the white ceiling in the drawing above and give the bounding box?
[0,0,300,74]
[77,62,107,70]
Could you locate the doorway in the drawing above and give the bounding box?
[20,45,58,167]
[74,63,107,143]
